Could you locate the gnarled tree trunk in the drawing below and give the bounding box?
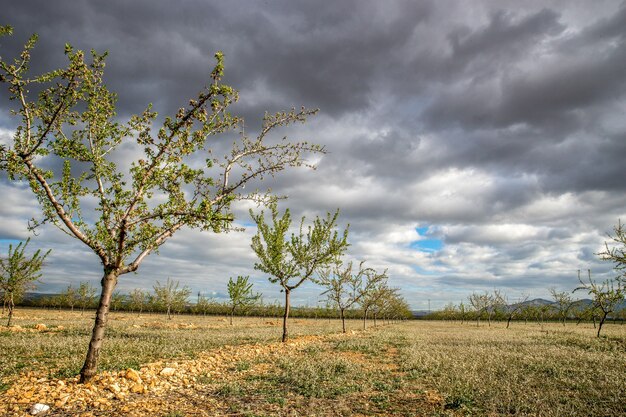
[79,269,118,383]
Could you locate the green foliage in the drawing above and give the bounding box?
[227,275,260,324]
[0,28,323,379]
[250,202,349,341]
[250,202,349,292]
[0,238,50,325]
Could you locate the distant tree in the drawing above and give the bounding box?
[0,26,323,382]
[227,275,261,325]
[575,270,624,337]
[360,281,391,329]
[459,301,467,324]
[504,294,530,329]
[549,288,573,326]
[128,288,148,315]
[250,203,349,342]
[0,238,50,326]
[76,282,97,315]
[468,292,491,327]
[598,220,626,283]
[110,291,126,311]
[61,285,78,312]
[153,278,191,320]
[319,261,386,333]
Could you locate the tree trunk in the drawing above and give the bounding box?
[340,308,346,333]
[79,269,118,383]
[597,312,608,338]
[167,305,172,320]
[6,293,14,327]
[506,315,512,329]
[282,289,290,342]
[363,308,368,330]
[230,306,235,326]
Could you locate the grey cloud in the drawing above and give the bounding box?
[1,1,625,308]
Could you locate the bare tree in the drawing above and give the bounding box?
[250,203,349,342]
[319,261,386,333]
[0,238,50,326]
[359,280,390,329]
[77,282,97,315]
[549,288,573,326]
[153,278,191,320]
[0,27,324,382]
[128,288,148,316]
[227,275,261,325]
[504,294,530,329]
[598,220,626,283]
[575,270,624,337]
[468,292,491,327]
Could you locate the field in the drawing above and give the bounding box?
[1,309,625,416]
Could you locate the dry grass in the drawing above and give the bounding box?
[1,309,625,416]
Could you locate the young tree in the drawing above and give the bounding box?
[319,261,386,333]
[227,275,261,325]
[0,27,323,382]
[549,288,573,326]
[0,238,50,326]
[250,203,349,342]
[61,285,78,312]
[128,288,148,316]
[468,292,490,327]
[110,291,126,311]
[504,294,530,329]
[77,281,97,315]
[359,280,390,329]
[153,278,191,320]
[598,220,626,282]
[575,270,624,337]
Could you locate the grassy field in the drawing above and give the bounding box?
[1,309,625,416]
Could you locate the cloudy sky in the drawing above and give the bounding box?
[1,1,625,309]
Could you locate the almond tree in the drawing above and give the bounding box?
[468,292,490,327]
[128,288,148,316]
[0,26,323,382]
[504,294,530,329]
[599,220,626,282]
[549,288,573,326]
[575,270,624,337]
[359,279,390,329]
[319,261,386,333]
[77,281,97,315]
[250,203,349,342]
[227,275,261,325]
[0,238,50,326]
[153,278,191,320]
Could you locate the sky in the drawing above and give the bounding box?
[1,1,625,310]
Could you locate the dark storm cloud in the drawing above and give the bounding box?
[1,1,625,308]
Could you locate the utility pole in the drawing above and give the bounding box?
[428,299,431,313]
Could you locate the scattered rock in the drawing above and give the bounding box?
[159,367,175,376]
[124,368,142,383]
[35,324,47,331]
[108,383,121,394]
[30,403,50,415]
[130,383,145,394]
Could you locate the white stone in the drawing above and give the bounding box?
[159,367,176,376]
[30,403,50,415]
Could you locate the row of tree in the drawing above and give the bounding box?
[426,269,625,337]
[21,277,411,326]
